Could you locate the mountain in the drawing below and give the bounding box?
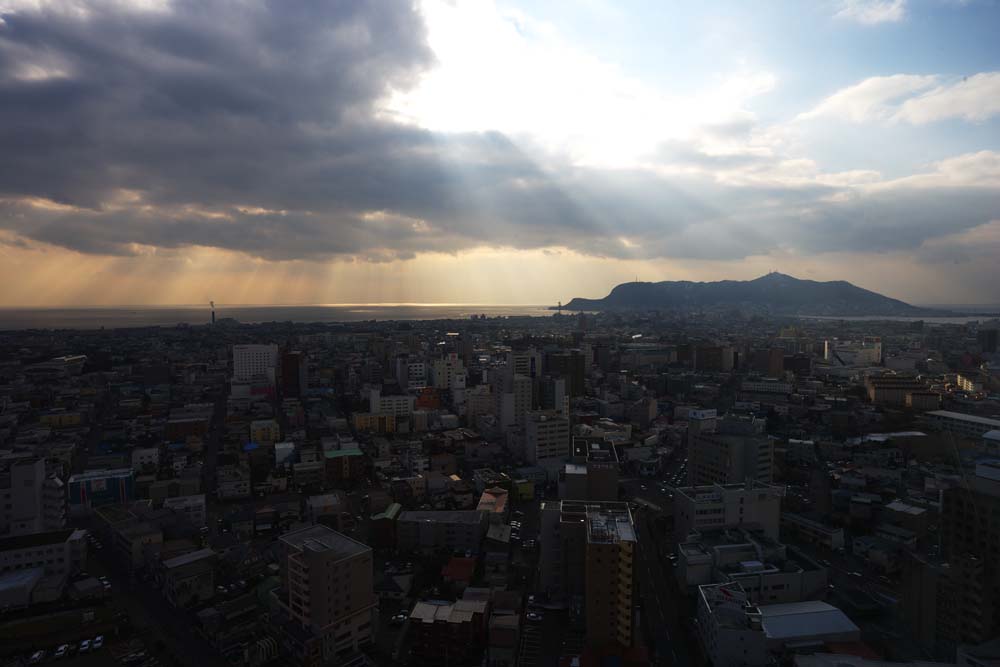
[557,273,940,316]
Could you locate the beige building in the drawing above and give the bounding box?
[539,501,635,652]
[275,525,376,666]
[525,411,570,465]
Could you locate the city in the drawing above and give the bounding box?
[0,308,999,667]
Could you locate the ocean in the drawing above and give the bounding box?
[0,304,557,330]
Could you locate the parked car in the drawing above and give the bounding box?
[93,635,104,650]
[29,651,45,665]
[79,639,91,653]
[55,644,69,659]
[526,611,543,622]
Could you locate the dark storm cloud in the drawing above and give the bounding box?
[0,0,997,263]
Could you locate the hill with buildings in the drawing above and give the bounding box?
[558,272,939,316]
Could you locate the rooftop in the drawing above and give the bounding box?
[280,524,370,559]
[759,600,859,640]
[928,410,1000,427]
[0,529,76,552]
[162,548,216,569]
[398,510,485,524]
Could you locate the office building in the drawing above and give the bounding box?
[545,350,585,397]
[67,468,134,515]
[0,528,86,579]
[281,350,307,398]
[674,482,784,542]
[495,374,532,432]
[432,353,466,391]
[562,438,619,501]
[274,525,376,667]
[1,458,66,537]
[524,411,570,466]
[368,388,415,417]
[233,344,279,383]
[539,501,635,652]
[689,431,774,486]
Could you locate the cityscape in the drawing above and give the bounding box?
[2,0,1000,666]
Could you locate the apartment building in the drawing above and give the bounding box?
[689,432,774,486]
[524,411,570,466]
[0,458,66,536]
[275,525,376,667]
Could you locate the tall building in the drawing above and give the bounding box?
[233,344,279,384]
[673,481,784,542]
[281,350,307,398]
[274,525,376,667]
[524,411,570,466]
[0,458,66,536]
[432,353,466,391]
[494,373,531,432]
[545,350,585,397]
[939,461,1000,643]
[562,437,619,501]
[539,501,635,652]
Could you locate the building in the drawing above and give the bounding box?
[162,494,207,528]
[396,510,488,555]
[274,525,376,667]
[408,592,490,666]
[675,526,828,603]
[546,350,586,396]
[538,501,635,652]
[956,373,984,394]
[674,482,784,542]
[781,513,846,550]
[159,548,217,608]
[368,388,415,417]
[562,438,619,501]
[67,468,135,515]
[1,458,66,536]
[281,350,308,398]
[689,432,774,486]
[476,487,510,524]
[939,461,1000,642]
[927,411,1000,441]
[432,353,466,391]
[0,529,86,579]
[524,411,570,465]
[250,419,281,446]
[233,344,279,384]
[696,582,860,667]
[866,376,927,407]
[495,374,532,432]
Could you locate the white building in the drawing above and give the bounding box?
[0,528,87,579]
[131,447,160,470]
[674,482,784,542]
[525,412,570,465]
[369,388,415,417]
[1,458,66,537]
[927,411,1000,441]
[232,344,279,384]
[432,353,466,391]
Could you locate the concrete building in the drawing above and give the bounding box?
[233,344,279,384]
[927,411,1000,441]
[674,482,784,542]
[368,388,415,417]
[538,500,635,652]
[162,494,207,528]
[495,374,532,432]
[781,513,846,550]
[67,468,134,515]
[0,458,66,536]
[274,525,376,667]
[0,528,86,579]
[696,582,860,667]
[562,438,619,501]
[432,353,466,391]
[524,411,570,466]
[160,548,217,608]
[396,510,488,555]
[866,376,927,407]
[676,526,828,603]
[939,461,1000,643]
[689,432,774,486]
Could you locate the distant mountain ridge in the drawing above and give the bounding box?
[557,273,943,316]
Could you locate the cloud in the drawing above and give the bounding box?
[835,0,906,24]
[799,72,1000,125]
[0,0,998,277]
[797,74,937,122]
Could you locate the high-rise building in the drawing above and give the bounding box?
[939,461,1000,643]
[524,411,570,465]
[977,326,999,354]
[432,353,466,391]
[539,501,635,652]
[274,525,376,666]
[281,350,307,398]
[545,350,586,397]
[562,437,619,501]
[495,374,531,432]
[233,344,279,384]
[0,458,66,537]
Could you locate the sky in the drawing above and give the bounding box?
[0,0,999,307]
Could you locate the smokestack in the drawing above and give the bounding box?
[210,300,215,325]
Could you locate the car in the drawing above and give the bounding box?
[55,644,69,659]
[29,651,45,665]
[640,484,647,490]
[514,510,525,517]
[93,635,104,650]
[850,571,863,578]
[821,559,831,567]
[80,639,91,653]
[527,594,536,605]
[526,611,543,622]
